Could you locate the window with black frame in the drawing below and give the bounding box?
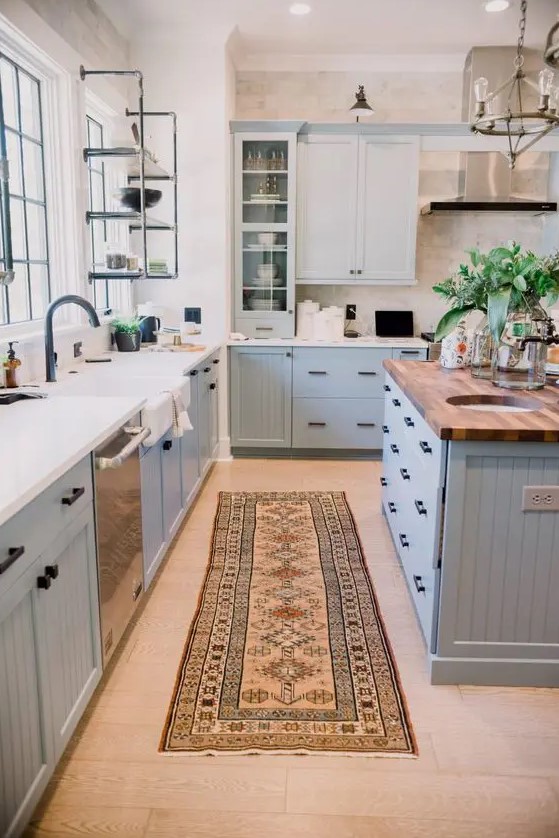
[0,53,50,325]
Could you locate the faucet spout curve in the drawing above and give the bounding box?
[44,294,101,382]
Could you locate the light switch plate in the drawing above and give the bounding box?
[522,486,559,511]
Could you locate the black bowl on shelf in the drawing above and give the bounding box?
[113,187,162,212]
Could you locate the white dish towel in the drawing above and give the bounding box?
[164,387,193,438]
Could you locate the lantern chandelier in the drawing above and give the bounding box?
[471,0,559,168]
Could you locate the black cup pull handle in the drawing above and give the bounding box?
[399,533,410,549]
[419,440,432,454]
[45,564,59,580]
[163,440,173,451]
[0,546,25,575]
[62,487,85,506]
[212,359,220,365]
[400,468,411,481]
[203,367,211,373]
[209,382,217,390]
[388,502,397,513]
[404,416,415,427]
[37,575,51,590]
[390,443,399,454]
[415,500,427,516]
[190,370,198,376]
[380,477,388,487]
[413,574,426,593]
[382,425,389,434]
[392,399,401,407]
[383,384,391,392]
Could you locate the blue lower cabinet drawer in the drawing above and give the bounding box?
[292,398,384,449]
[293,348,391,399]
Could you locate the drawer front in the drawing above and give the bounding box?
[293,348,391,399]
[392,347,428,361]
[235,317,294,340]
[293,398,384,449]
[0,457,93,592]
[404,555,438,650]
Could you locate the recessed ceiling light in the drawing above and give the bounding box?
[290,3,311,15]
[484,0,510,12]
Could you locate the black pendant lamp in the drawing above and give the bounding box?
[350,85,374,122]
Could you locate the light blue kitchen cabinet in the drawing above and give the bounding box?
[161,430,183,540]
[180,369,200,509]
[140,443,165,590]
[229,345,292,448]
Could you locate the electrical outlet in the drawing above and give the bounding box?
[522,486,559,511]
[345,304,356,321]
[184,307,201,324]
[73,341,83,358]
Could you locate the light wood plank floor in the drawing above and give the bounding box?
[27,460,559,837]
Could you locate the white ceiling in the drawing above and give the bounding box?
[97,0,559,58]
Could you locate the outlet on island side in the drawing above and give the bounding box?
[522,486,559,511]
[345,304,356,321]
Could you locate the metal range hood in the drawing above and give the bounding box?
[422,46,558,215]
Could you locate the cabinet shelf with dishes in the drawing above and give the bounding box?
[80,66,179,284]
[233,132,297,338]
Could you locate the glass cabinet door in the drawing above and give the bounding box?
[241,231,288,314]
[242,140,289,224]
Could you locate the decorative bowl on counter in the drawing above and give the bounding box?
[257,232,278,246]
[257,263,279,279]
[113,187,162,211]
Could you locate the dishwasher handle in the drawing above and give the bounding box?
[95,426,151,470]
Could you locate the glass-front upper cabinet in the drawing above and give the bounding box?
[233,132,297,338]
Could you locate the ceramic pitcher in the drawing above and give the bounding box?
[440,322,471,369]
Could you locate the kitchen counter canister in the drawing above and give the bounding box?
[383,360,559,442]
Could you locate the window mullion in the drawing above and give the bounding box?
[14,64,33,320]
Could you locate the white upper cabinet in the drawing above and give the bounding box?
[297,133,419,285]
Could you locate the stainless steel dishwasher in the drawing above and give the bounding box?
[94,417,150,666]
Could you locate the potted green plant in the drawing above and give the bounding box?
[112,316,142,352]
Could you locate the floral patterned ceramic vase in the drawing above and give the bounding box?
[440,322,471,369]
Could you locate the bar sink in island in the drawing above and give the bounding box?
[381,360,559,687]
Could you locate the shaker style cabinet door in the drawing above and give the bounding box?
[141,443,166,590]
[198,364,212,477]
[180,371,200,509]
[160,431,184,540]
[230,347,293,448]
[296,134,359,282]
[356,137,420,282]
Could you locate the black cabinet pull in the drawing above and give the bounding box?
[382,425,389,434]
[37,575,51,590]
[190,369,198,376]
[209,382,217,390]
[203,367,211,373]
[383,384,391,392]
[380,477,387,487]
[308,422,326,427]
[399,533,410,548]
[163,439,173,451]
[415,500,427,516]
[419,440,432,454]
[404,416,415,427]
[0,546,25,575]
[388,502,397,513]
[390,443,399,454]
[308,370,327,375]
[45,564,59,580]
[212,359,220,365]
[286,351,292,358]
[392,399,401,407]
[401,350,421,356]
[356,269,363,275]
[358,371,377,376]
[357,422,376,427]
[349,269,355,275]
[413,574,426,593]
[62,486,85,506]
[400,468,411,481]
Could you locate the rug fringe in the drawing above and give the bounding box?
[159,748,418,759]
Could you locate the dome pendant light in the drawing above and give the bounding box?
[349,85,374,122]
[471,0,559,168]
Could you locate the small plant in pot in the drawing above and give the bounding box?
[112,316,142,352]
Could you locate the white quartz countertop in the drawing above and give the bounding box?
[0,395,144,527]
[227,337,428,349]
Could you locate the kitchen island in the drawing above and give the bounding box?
[382,360,559,687]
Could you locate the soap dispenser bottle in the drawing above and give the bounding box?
[4,342,22,388]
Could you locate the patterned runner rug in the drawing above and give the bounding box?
[160,491,416,756]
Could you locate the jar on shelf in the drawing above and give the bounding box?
[492,304,548,391]
[470,315,494,379]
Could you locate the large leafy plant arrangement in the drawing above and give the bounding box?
[433,243,559,342]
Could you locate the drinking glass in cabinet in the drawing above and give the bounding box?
[242,140,289,223]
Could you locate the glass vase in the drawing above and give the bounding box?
[470,316,494,379]
[492,307,547,391]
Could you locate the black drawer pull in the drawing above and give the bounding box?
[383,384,391,392]
[415,500,427,516]
[358,371,377,376]
[308,422,326,427]
[413,574,426,593]
[0,546,25,575]
[392,399,401,407]
[190,369,198,376]
[401,350,421,356]
[212,359,220,365]
[380,477,387,487]
[255,327,273,331]
[62,486,85,506]
[357,422,376,427]
[203,367,211,373]
[163,439,173,451]
[308,371,327,375]
[390,443,400,454]
[400,468,411,481]
[45,564,59,580]
[404,416,415,428]
[37,575,51,590]
[209,382,217,390]
[382,425,389,434]
[399,533,410,548]
[388,502,397,513]
[419,440,432,454]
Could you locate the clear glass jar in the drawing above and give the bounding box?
[470,315,494,379]
[492,307,548,390]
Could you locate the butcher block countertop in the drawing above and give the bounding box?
[383,360,559,442]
